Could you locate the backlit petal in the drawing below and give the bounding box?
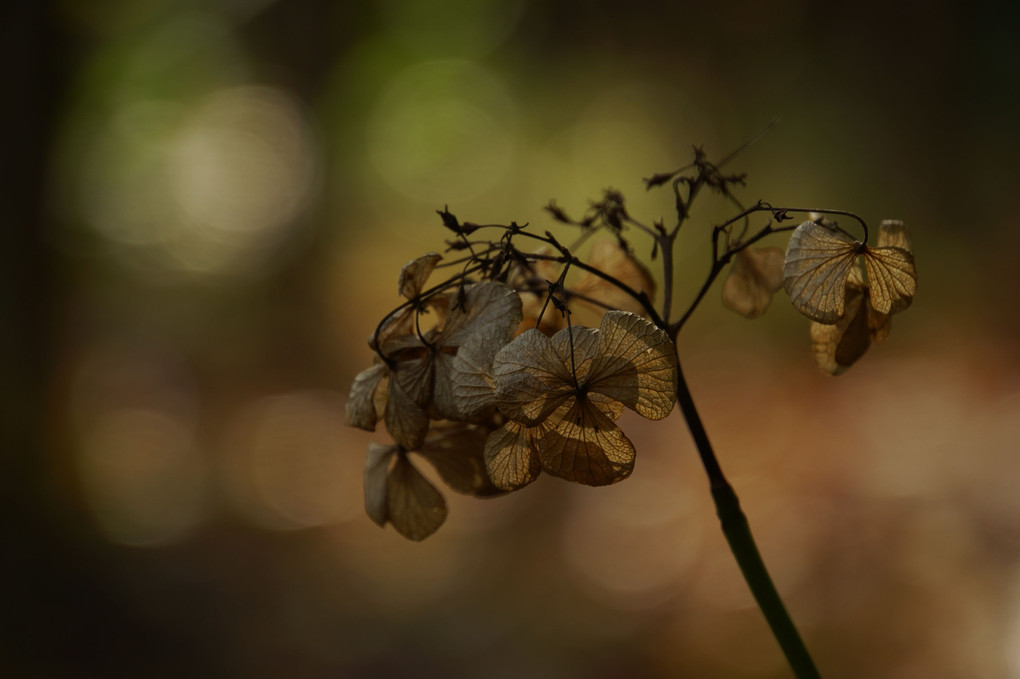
[588,311,677,420]
[783,220,861,323]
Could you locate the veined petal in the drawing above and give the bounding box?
[439,281,522,347]
[548,326,600,381]
[493,329,575,425]
[387,452,447,541]
[588,311,677,420]
[446,322,512,419]
[346,362,388,430]
[538,396,635,486]
[784,220,861,323]
[385,376,430,451]
[861,244,916,316]
[483,420,545,491]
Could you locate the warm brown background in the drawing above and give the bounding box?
[5,0,1020,677]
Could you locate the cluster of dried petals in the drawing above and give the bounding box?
[348,246,677,539]
[784,219,916,374]
[721,246,786,319]
[363,421,503,541]
[474,310,678,489]
[347,254,525,539]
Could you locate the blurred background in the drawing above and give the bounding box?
[4,0,1020,677]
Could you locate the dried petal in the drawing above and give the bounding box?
[483,420,545,491]
[540,396,635,486]
[384,375,430,450]
[439,281,522,347]
[512,247,566,335]
[447,322,514,419]
[588,311,677,420]
[861,244,916,316]
[417,422,503,497]
[809,286,895,375]
[387,451,447,541]
[722,246,785,318]
[363,443,395,527]
[493,327,597,425]
[810,286,871,376]
[573,240,656,315]
[783,221,861,323]
[346,362,387,430]
[877,220,912,251]
[398,253,442,299]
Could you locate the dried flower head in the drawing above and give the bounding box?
[783,219,916,324]
[486,310,677,487]
[804,220,914,374]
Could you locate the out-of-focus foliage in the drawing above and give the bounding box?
[6,0,1020,676]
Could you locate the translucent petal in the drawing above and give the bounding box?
[548,326,600,381]
[483,420,545,491]
[869,306,893,344]
[588,311,677,420]
[783,221,861,323]
[492,329,575,425]
[809,286,871,376]
[439,281,522,347]
[385,376,430,450]
[877,220,912,251]
[722,246,785,319]
[346,362,387,430]
[386,452,447,541]
[538,396,635,486]
[861,244,916,315]
[573,240,656,315]
[398,252,442,299]
[363,443,395,527]
[416,422,503,497]
[447,321,515,419]
[392,350,435,410]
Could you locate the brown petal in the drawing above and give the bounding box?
[783,221,861,323]
[538,396,635,486]
[438,281,522,347]
[417,422,504,497]
[363,442,396,527]
[548,325,600,381]
[446,322,513,419]
[346,362,388,430]
[483,420,545,491]
[573,240,656,315]
[861,244,916,316]
[588,311,677,420]
[492,329,575,425]
[809,286,871,375]
[385,375,430,450]
[877,220,912,251]
[386,451,447,541]
[722,247,785,319]
[398,253,443,299]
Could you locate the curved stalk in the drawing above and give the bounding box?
[674,357,821,679]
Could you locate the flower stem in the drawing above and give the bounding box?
[674,358,821,679]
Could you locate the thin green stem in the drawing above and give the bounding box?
[673,357,821,679]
